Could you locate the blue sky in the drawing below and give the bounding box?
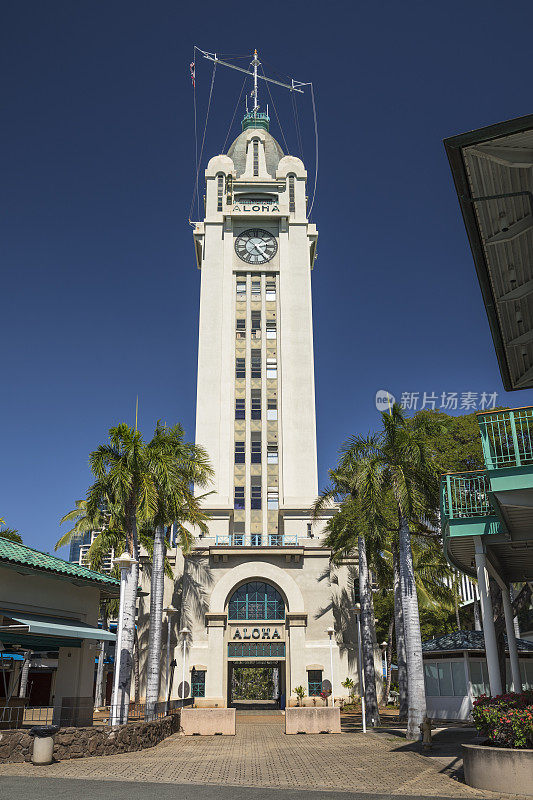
[3,0,533,555]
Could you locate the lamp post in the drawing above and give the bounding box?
[179,627,190,707]
[326,626,335,708]
[110,551,137,726]
[163,606,178,714]
[353,604,366,733]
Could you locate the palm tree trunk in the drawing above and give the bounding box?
[397,513,426,739]
[133,628,140,702]
[146,524,166,718]
[510,584,521,638]
[113,512,139,724]
[473,598,481,631]
[18,652,31,698]
[358,535,380,727]
[94,606,108,710]
[392,544,408,720]
[384,616,394,704]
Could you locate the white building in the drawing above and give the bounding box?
[139,106,367,708]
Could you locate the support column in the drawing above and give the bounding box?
[286,612,307,702]
[205,613,226,706]
[502,587,522,693]
[474,537,502,696]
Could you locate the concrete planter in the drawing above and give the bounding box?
[285,707,341,734]
[180,708,235,736]
[463,742,533,796]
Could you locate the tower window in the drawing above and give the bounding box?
[235,398,245,420]
[251,389,261,420]
[234,486,245,510]
[235,441,245,464]
[266,358,277,379]
[236,357,245,379]
[236,318,246,339]
[251,310,261,338]
[266,321,276,339]
[251,483,262,510]
[267,489,279,510]
[308,670,322,696]
[251,436,261,464]
[217,174,224,212]
[267,444,278,464]
[288,175,295,213]
[266,282,276,302]
[251,349,261,378]
[267,397,277,420]
[253,139,259,177]
[307,522,313,537]
[236,280,246,297]
[251,280,261,296]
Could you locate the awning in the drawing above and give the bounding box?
[0,612,116,650]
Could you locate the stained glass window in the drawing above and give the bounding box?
[228,581,285,620]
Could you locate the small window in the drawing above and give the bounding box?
[251,439,261,464]
[267,444,278,464]
[288,175,295,213]
[266,321,276,339]
[251,310,261,338]
[308,670,322,696]
[251,280,261,296]
[251,484,262,509]
[236,318,246,339]
[251,390,261,420]
[253,139,259,177]
[236,357,245,379]
[235,398,245,420]
[236,279,246,297]
[307,522,313,537]
[267,397,277,420]
[266,282,276,302]
[251,349,261,378]
[251,533,262,546]
[267,489,278,510]
[235,441,245,464]
[266,358,277,379]
[217,175,224,212]
[234,486,245,510]
[191,669,206,698]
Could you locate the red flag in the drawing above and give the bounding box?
[190,61,195,88]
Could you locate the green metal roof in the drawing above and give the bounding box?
[423,630,533,654]
[0,612,116,650]
[0,537,120,596]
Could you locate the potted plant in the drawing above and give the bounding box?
[293,685,306,707]
[341,677,356,707]
[463,691,533,796]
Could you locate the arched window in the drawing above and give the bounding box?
[217,174,224,211]
[253,139,259,177]
[288,174,295,213]
[228,581,285,620]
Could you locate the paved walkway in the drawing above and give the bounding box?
[0,720,486,797]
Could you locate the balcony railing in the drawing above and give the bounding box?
[214,534,298,547]
[478,406,533,469]
[441,471,492,519]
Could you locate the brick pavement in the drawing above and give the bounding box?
[0,720,488,797]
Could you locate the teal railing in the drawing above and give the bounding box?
[478,406,533,469]
[441,471,492,520]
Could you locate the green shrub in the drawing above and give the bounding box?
[471,691,533,749]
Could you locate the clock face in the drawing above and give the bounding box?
[234,229,278,264]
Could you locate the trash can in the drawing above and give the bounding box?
[30,725,59,765]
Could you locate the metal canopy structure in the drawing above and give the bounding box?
[0,612,116,650]
[444,114,533,391]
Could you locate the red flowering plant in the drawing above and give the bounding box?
[471,691,533,749]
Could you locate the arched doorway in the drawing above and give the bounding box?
[226,581,286,710]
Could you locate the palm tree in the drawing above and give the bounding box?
[0,517,22,544]
[145,422,212,718]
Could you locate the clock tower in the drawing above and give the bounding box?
[192,112,319,544]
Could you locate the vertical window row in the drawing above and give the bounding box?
[251,434,261,463]
[253,139,259,176]
[236,357,245,379]
[251,389,261,419]
[235,398,245,419]
[288,174,295,212]
[251,310,261,338]
[217,174,224,211]
[234,486,245,510]
[251,477,262,509]
[266,281,276,302]
[251,349,261,378]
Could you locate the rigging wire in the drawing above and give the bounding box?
[221,73,248,154]
[307,82,319,217]
[189,58,217,223]
[192,50,199,220]
[259,64,289,153]
[291,90,304,161]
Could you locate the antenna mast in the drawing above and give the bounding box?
[252,49,259,117]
